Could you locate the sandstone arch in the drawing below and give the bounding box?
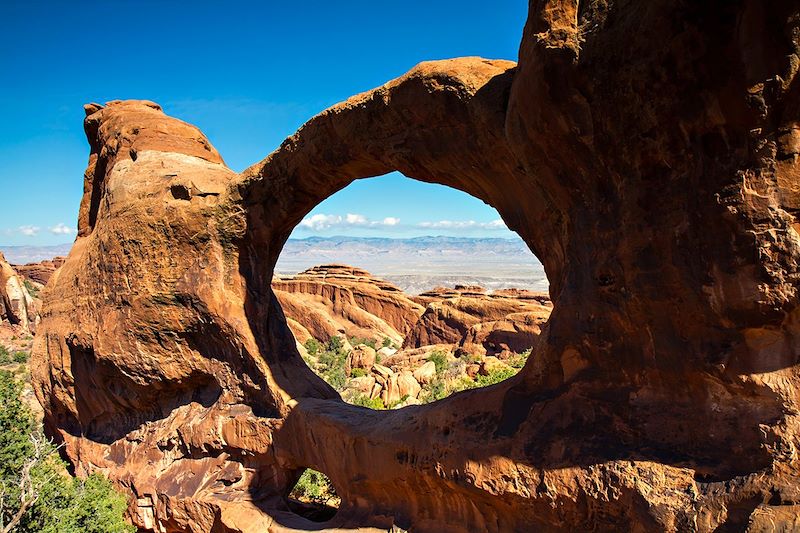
[32,1,800,531]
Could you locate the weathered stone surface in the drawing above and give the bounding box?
[396,370,421,399]
[412,361,437,385]
[345,344,376,374]
[0,251,37,331]
[30,3,800,532]
[404,289,551,353]
[347,375,376,395]
[273,265,424,346]
[12,256,66,285]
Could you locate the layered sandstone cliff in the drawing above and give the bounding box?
[404,285,552,355]
[273,264,424,346]
[30,2,800,532]
[12,257,66,285]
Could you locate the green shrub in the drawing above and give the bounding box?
[427,350,448,376]
[327,336,343,352]
[13,351,29,364]
[317,339,348,391]
[350,394,384,410]
[474,366,517,387]
[23,280,39,299]
[348,337,376,350]
[303,338,321,357]
[0,345,10,364]
[289,469,339,506]
[420,379,447,404]
[349,367,367,378]
[0,371,134,532]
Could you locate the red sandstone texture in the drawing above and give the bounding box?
[273,265,546,358]
[31,2,800,532]
[0,251,38,332]
[404,284,551,355]
[12,257,66,285]
[272,264,424,347]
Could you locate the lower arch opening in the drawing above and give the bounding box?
[273,173,552,408]
[285,468,340,523]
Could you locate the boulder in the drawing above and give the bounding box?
[396,371,421,399]
[347,375,376,395]
[380,374,401,406]
[377,346,396,359]
[371,363,393,383]
[412,361,437,385]
[0,252,37,332]
[346,344,376,373]
[369,382,382,401]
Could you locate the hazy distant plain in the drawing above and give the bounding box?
[275,236,548,294]
[1,237,549,295]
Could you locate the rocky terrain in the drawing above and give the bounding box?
[273,264,424,347]
[275,264,549,411]
[11,256,66,285]
[0,252,43,421]
[27,2,800,532]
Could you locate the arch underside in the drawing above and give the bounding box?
[31,2,800,532]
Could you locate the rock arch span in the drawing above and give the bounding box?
[33,2,800,531]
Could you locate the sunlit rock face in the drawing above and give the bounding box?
[0,251,37,331]
[12,257,66,285]
[272,264,425,347]
[32,2,800,531]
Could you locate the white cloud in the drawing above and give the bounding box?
[299,214,343,231]
[417,219,507,230]
[49,222,75,235]
[345,213,367,225]
[298,213,401,231]
[18,225,40,237]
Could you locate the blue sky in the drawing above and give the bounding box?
[0,1,527,245]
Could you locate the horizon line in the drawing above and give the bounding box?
[0,234,526,248]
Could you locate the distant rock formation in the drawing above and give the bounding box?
[404,284,551,355]
[0,252,38,331]
[30,2,800,532]
[12,257,65,285]
[273,264,547,358]
[272,264,424,346]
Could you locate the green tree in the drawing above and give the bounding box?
[0,371,134,533]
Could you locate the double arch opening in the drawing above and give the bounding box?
[233,59,564,526]
[270,173,552,522]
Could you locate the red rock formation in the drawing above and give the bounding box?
[404,286,551,353]
[0,251,38,332]
[12,257,66,285]
[272,264,424,345]
[31,3,800,532]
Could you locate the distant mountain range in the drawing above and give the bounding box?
[276,236,547,293]
[0,236,548,294]
[0,243,73,264]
